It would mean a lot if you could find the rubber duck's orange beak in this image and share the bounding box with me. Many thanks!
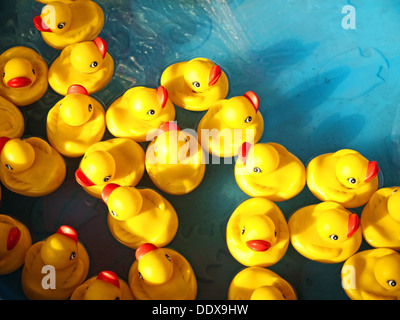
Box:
[244,91,260,113]
[33,16,52,33]
[7,77,32,88]
[101,183,120,204]
[97,271,120,288]
[347,214,360,238]
[238,142,251,164]
[208,65,221,86]
[135,243,158,260]
[93,37,107,59]
[0,137,11,154]
[157,85,168,108]
[75,168,95,187]
[364,161,379,183]
[7,227,21,251]
[246,239,271,252]
[159,121,180,133]
[56,225,78,243]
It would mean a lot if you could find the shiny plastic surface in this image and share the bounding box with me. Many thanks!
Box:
[1,0,400,299]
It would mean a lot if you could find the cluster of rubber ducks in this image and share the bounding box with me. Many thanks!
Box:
[0,0,399,300]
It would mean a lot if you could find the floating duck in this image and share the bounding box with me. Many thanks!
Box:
[21,225,89,300]
[70,270,134,300]
[306,149,379,208]
[145,122,206,195]
[46,84,105,157]
[0,96,24,139]
[0,46,48,106]
[160,57,229,111]
[48,37,114,95]
[0,136,66,197]
[361,187,400,250]
[33,0,104,50]
[197,91,264,158]
[128,243,197,300]
[341,248,400,300]
[228,267,297,300]
[101,183,178,249]
[235,142,306,201]
[106,86,176,142]
[0,214,32,275]
[288,201,362,263]
[75,138,145,199]
[226,197,289,267]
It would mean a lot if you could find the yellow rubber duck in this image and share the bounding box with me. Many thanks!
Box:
[0,46,48,106]
[228,267,297,300]
[128,243,197,300]
[33,0,104,50]
[288,201,362,263]
[70,270,134,300]
[0,214,32,275]
[101,183,178,249]
[226,197,289,267]
[48,37,114,95]
[145,122,206,195]
[0,136,66,197]
[46,84,105,158]
[197,91,264,158]
[160,57,229,111]
[75,138,145,199]
[341,248,400,300]
[106,85,176,142]
[361,187,400,250]
[306,149,379,208]
[21,225,90,300]
[0,96,24,139]
[235,142,306,201]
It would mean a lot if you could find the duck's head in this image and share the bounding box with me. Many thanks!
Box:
[250,286,285,300]
[386,189,400,222]
[40,225,79,269]
[0,137,35,173]
[315,202,360,242]
[59,85,94,126]
[135,243,173,285]
[2,58,37,89]
[0,221,21,258]
[83,271,121,300]
[70,37,108,74]
[238,142,279,176]
[102,183,143,221]
[335,151,379,188]
[34,1,72,34]
[75,150,116,187]
[374,252,400,293]
[222,92,259,129]
[130,86,170,121]
[183,58,222,93]
[240,215,277,252]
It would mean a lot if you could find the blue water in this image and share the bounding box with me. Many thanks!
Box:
[1,0,400,300]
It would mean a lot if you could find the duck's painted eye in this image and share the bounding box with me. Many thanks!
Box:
[115,297,120,300]
[58,22,66,29]
[88,104,92,112]
[2,71,4,78]
[245,116,252,123]
[90,61,98,68]
[111,210,117,217]
[253,167,261,173]
[32,69,35,75]
[138,272,143,280]
[348,177,356,184]
[192,81,200,88]
[274,230,277,237]
[392,189,398,195]
[388,280,397,287]
[104,175,111,182]
[165,254,171,261]
[330,234,339,241]
[147,109,155,116]
[5,164,13,170]
[241,227,245,234]
[70,252,76,260]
